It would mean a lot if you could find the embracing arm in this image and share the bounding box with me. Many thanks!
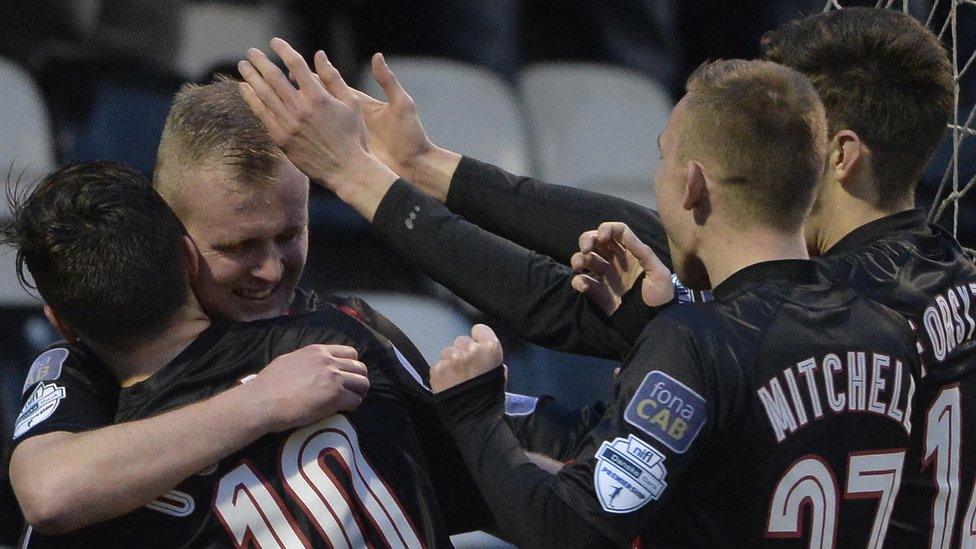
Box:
[12,345,368,534]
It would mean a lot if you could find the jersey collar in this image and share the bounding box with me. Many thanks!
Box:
[824,208,927,256]
[711,259,819,300]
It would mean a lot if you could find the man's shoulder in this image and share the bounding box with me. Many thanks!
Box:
[21,342,116,396]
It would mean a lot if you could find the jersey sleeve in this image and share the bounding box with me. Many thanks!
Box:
[446,156,671,269]
[504,393,609,461]
[434,315,733,547]
[11,345,119,451]
[371,178,631,359]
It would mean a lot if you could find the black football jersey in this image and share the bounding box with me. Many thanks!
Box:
[816,209,976,548]
[10,289,324,451]
[25,308,461,548]
[435,260,921,548]
[423,159,976,547]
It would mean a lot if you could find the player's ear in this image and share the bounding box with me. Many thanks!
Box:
[181,235,200,281]
[43,305,78,343]
[829,130,863,187]
[684,160,708,211]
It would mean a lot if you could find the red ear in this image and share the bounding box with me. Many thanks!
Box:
[43,304,78,343]
[684,161,707,211]
[182,235,200,282]
[831,130,863,184]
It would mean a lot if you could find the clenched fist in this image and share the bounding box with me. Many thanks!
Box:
[245,344,370,432]
[430,324,504,393]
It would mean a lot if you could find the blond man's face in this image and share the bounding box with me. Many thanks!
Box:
[176,158,310,321]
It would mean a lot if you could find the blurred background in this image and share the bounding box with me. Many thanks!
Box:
[0,0,973,545]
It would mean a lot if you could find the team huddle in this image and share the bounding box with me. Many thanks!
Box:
[5,7,976,548]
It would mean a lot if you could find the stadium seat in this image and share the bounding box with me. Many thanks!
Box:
[519,62,671,206]
[355,292,474,366]
[0,56,56,218]
[176,2,295,80]
[360,57,534,176]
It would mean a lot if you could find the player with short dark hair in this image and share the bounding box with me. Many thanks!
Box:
[2,161,470,547]
[429,58,923,547]
[239,41,924,545]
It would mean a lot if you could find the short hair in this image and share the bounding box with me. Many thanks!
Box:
[761,7,953,208]
[154,76,282,211]
[1,162,190,347]
[679,59,828,232]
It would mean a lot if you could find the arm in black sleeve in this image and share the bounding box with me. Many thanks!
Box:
[504,393,608,461]
[446,157,672,269]
[435,316,729,548]
[372,179,631,359]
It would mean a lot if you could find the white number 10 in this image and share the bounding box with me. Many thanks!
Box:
[213,415,423,548]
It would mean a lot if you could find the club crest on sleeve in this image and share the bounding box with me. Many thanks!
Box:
[22,348,69,395]
[624,371,707,454]
[14,382,66,439]
[504,392,539,416]
[594,435,667,513]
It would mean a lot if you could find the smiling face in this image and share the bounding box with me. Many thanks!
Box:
[178,157,309,321]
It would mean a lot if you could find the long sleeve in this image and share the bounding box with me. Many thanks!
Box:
[372,179,632,358]
[435,315,729,548]
[445,156,671,268]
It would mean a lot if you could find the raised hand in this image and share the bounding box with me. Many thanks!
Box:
[245,344,369,432]
[430,324,504,393]
[571,221,674,315]
[238,38,398,220]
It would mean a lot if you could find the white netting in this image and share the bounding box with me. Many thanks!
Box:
[823,0,975,243]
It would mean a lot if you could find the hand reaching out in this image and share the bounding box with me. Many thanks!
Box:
[571,222,674,315]
[237,38,398,220]
[352,54,437,185]
[430,325,504,393]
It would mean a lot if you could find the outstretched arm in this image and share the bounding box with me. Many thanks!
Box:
[12,345,368,534]
[353,53,670,267]
[236,40,634,357]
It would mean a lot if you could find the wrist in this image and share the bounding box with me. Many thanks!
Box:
[231,379,278,436]
[333,153,400,223]
[411,146,461,203]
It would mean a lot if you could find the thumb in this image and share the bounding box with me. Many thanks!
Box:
[470,323,497,344]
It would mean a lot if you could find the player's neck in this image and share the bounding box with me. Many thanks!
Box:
[812,192,914,255]
[92,307,212,387]
[698,226,809,288]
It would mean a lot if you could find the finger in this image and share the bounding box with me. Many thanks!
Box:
[470,324,498,345]
[576,251,611,277]
[270,37,323,94]
[313,50,358,106]
[238,60,293,126]
[341,371,371,396]
[618,227,666,274]
[336,388,365,411]
[596,221,629,246]
[321,344,358,360]
[371,53,411,109]
[237,81,288,143]
[440,345,457,362]
[577,230,599,254]
[335,359,367,377]
[246,47,301,110]
[571,273,590,294]
[572,273,614,313]
[597,222,664,273]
